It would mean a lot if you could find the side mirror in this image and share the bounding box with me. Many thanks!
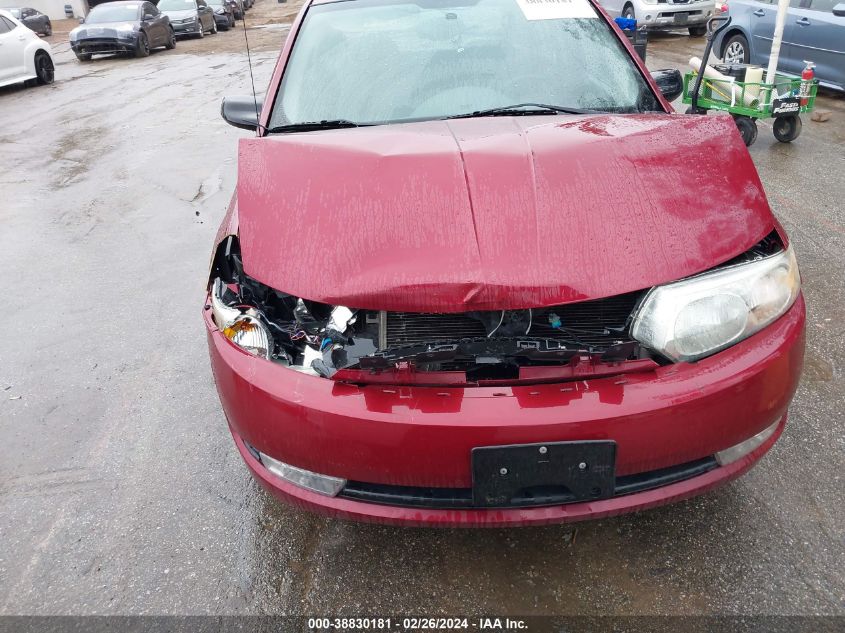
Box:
[833,2,845,16]
[143,13,155,20]
[221,95,264,131]
[78,16,85,23]
[651,68,684,102]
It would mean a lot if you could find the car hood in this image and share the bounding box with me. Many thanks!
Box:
[237,114,774,312]
[74,21,137,36]
[164,9,196,18]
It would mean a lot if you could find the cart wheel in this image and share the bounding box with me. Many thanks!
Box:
[734,116,758,147]
[773,115,802,143]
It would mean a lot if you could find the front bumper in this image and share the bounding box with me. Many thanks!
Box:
[637,3,713,27]
[205,296,805,527]
[172,21,202,35]
[71,38,137,54]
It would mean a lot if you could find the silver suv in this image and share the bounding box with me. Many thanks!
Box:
[596,0,716,35]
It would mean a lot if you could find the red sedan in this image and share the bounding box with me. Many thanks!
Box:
[204,0,805,526]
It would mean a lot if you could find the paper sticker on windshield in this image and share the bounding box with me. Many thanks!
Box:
[516,0,597,20]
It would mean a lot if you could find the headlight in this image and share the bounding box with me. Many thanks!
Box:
[631,245,800,362]
[69,28,79,41]
[116,23,135,32]
[211,278,273,359]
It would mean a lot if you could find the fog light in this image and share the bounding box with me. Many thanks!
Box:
[715,418,780,466]
[257,450,346,497]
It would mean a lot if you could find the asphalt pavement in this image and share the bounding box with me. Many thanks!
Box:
[0,8,843,616]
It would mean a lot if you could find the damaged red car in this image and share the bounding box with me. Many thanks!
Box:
[204,0,805,526]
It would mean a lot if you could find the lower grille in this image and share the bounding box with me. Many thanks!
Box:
[659,9,703,15]
[385,291,644,349]
[340,457,718,509]
[78,38,129,52]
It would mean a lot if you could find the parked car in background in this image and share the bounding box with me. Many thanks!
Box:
[6,7,51,35]
[0,9,54,87]
[70,1,175,61]
[206,0,235,30]
[225,0,244,19]
[596,0,716,35]
[208,0,805,527]
[714,0,845,91]
[157,0,216,38]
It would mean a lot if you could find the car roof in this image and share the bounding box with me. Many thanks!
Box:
[92,1,144,5]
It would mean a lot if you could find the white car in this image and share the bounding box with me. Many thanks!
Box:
[0,8,54,88]
[596,0,716,35]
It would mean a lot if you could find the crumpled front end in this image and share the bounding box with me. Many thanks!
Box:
[207,235,660,386]
[204,285,804,526]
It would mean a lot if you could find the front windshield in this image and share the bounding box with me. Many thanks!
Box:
[86,4,140,23]
[158,0,196,10]
[270,0,661,128]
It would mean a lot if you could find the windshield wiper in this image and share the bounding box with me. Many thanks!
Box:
[446,103,595,120]
[266,119,363,133]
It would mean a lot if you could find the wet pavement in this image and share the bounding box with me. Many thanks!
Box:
[1,4,844,616]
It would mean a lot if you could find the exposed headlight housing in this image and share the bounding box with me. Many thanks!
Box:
[631,244,800,362]
[116,22,135,32]
[211,278,273,359]
[222,315,272,359]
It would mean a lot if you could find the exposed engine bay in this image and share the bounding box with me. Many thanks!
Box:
[207,237,669,386]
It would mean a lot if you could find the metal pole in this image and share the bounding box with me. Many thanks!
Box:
[765,0,791,85]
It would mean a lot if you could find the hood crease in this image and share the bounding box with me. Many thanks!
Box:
[446,119,484,299]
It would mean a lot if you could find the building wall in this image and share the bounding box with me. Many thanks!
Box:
[0,0,89,19]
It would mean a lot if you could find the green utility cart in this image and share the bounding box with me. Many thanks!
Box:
[682,16,819,147]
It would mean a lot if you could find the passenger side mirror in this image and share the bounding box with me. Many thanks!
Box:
[221,95,265,131]
[651,68,684,102]
[833,2,845,16]
[78,16,85,23]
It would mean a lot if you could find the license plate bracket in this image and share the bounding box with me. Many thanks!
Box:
[674,12,689,23]
[472,441,616,507]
